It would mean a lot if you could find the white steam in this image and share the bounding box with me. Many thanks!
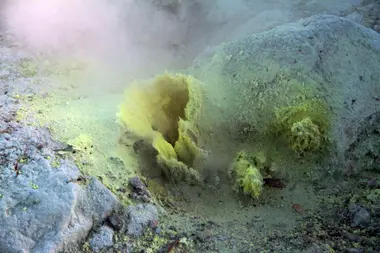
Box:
[3,0,189,79]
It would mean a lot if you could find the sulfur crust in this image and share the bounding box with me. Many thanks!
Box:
[119,72,204,182]
[228,151,264,198]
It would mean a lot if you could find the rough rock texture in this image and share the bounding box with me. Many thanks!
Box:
[189,14,380,168]
[0,122,119,253]
[349,204,371,228]
[345,111,380,173]
[0,42,120,253]
[126,204,158,237]
[89,225,115,253]
[128,176,151,203]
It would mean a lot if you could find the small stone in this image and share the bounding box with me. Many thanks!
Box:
[108,211,124,231]
[126,204,158,237]
[150,219,159,229]
[89,225,114,253]
[195,230,213,243]
[349,204,371,228]
[128,176,151,202]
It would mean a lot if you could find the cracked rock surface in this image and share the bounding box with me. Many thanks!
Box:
[0,40,120,253]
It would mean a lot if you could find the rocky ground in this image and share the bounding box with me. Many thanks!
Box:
[0,1,380,253]
[0,34,161,253]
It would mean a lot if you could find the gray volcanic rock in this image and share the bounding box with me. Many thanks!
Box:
[0,42,120,253]
[189,14,380,169]
[0,122,118,252]
[0,121,119,253]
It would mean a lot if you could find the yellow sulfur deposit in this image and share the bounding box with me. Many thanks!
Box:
[228,151,264,198]
[119,73,204,182]
[274,99,330,155]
